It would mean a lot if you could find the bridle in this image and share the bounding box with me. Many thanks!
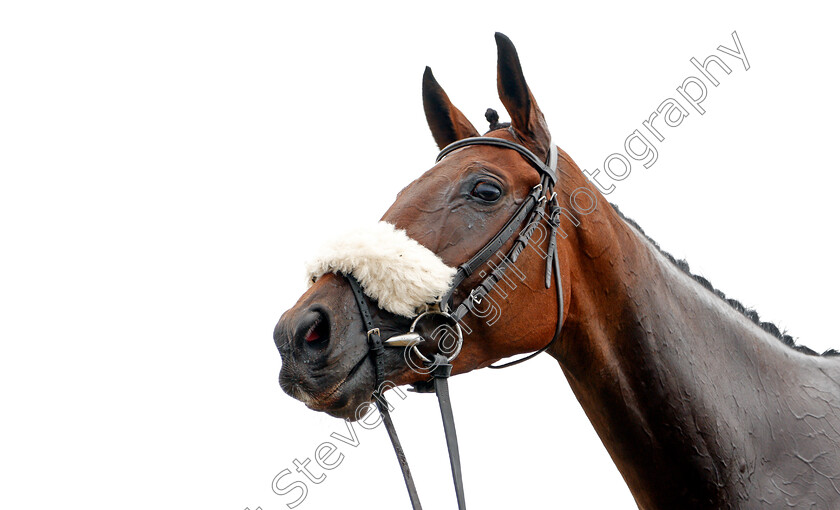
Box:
[345,133,565,510]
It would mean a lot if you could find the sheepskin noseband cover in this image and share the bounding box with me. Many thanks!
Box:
[305,222,457,318]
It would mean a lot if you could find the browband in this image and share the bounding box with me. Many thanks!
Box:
[436,136,558,185]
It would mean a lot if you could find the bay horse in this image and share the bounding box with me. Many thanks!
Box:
[274,33,840,508]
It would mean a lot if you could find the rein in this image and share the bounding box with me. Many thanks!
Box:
[345,135,565,510]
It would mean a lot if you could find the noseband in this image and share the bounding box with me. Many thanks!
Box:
[345,135,565,510]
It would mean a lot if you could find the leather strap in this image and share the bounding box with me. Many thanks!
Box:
[437,136,558,185]
[431,354,466,510]
[347,276,423,509]
[440,182,544,309]
[448,171,552,323]
[349,275,467,510]
[489,195,565,369]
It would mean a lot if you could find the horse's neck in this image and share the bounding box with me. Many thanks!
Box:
[554,204,840,508]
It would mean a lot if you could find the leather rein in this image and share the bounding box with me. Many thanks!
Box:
[345,135,565,510]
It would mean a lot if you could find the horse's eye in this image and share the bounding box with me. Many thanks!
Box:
[471,181,502,202]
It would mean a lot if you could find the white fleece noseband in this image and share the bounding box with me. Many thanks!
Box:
[305,222,457,318]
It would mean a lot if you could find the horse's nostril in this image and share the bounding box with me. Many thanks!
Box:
[297,308,330,350]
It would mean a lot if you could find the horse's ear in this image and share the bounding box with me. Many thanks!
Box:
[422,66,479,150]
[495,33,552,160]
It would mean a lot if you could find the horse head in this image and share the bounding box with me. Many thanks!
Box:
[274,34,596,420]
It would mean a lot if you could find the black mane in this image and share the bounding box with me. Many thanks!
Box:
[611,203,839,357]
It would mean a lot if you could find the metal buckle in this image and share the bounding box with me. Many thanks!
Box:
[470,289,483,305]
[367,327,380,339]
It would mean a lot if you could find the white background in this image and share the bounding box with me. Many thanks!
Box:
[2,1,838,509]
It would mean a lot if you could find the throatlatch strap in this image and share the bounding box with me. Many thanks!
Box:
[346,275,423,510]
[488,250,563,369]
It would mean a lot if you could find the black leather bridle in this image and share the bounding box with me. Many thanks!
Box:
[345,134,565,510]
